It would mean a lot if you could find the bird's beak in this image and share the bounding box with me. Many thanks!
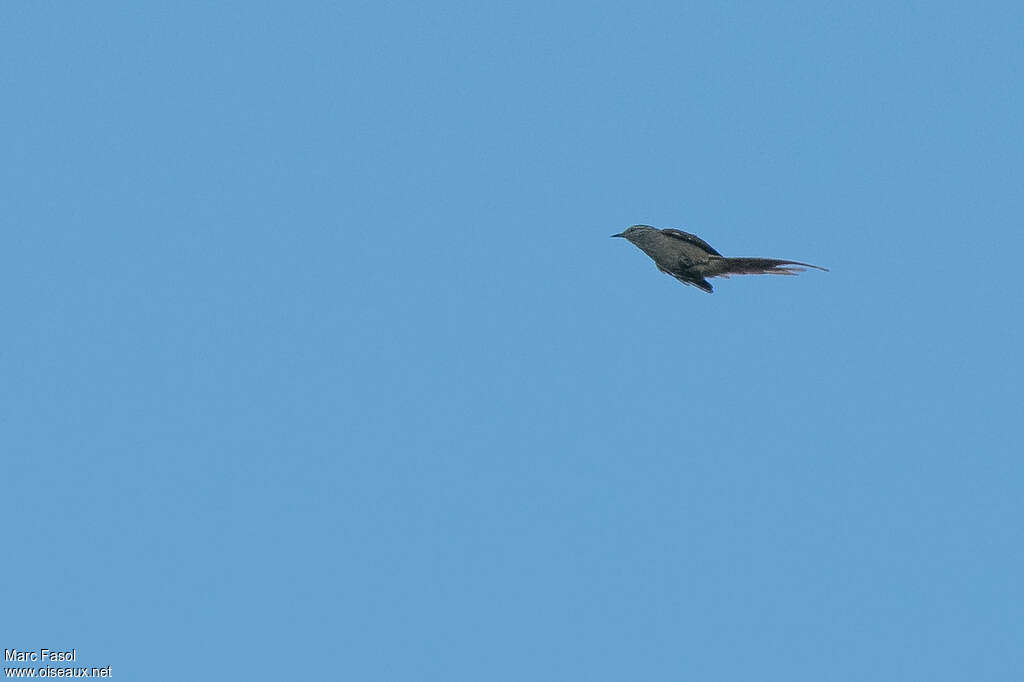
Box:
[610,232,625,238]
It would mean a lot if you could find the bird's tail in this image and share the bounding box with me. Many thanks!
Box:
[706,256,828,278]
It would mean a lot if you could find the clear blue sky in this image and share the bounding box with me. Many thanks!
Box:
[4,2,1022,680]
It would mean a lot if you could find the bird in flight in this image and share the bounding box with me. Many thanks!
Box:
[612,224,827,293]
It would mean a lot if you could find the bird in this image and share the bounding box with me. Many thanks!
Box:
[611,224,827,293]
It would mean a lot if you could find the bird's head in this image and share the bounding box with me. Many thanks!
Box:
[610,225,656,243]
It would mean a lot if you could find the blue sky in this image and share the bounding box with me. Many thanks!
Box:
[3,2,1022,679]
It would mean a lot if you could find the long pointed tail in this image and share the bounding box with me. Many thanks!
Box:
[706,256,829,278]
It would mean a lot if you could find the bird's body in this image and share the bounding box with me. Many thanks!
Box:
[612,225,827,293]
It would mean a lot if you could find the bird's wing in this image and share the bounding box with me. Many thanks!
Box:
[659,229,722,256]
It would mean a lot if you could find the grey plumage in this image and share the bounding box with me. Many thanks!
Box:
[612,224,827,293]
